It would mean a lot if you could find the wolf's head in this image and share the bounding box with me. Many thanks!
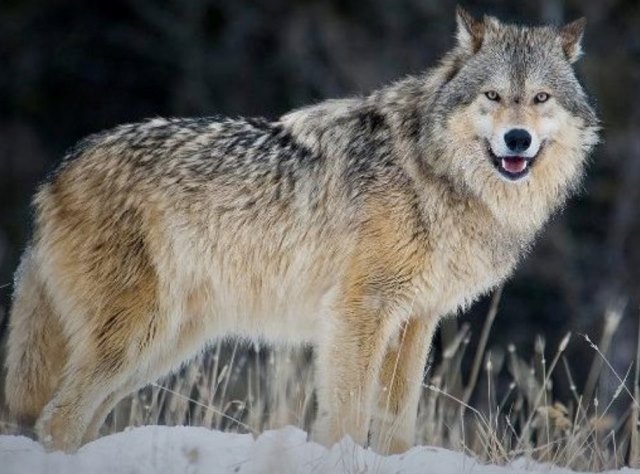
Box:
[422,8,599,230]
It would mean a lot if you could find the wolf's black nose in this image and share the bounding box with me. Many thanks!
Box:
[504,129,531,153]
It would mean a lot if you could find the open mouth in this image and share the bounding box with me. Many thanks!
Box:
[486,143,538,181]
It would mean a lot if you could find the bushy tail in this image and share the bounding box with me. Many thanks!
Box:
[4,249,68,426]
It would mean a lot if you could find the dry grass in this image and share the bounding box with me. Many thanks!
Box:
[1,291,638,471]
[417,304,636,471]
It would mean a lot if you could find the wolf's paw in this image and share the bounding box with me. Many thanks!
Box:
[35,406,82,453]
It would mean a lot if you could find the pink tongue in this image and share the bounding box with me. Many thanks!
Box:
[502,157,527,173]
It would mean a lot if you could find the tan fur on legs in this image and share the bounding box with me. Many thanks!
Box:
[34,301,147,452]
[4,251,68,427]
[35,361,115,451]
[313,206,424,446]
[81,342,209,444]
[370,317,436,454]
[313,312,398,446]
[82,307,217,445]
[81,376,154,445]
[81,395,118,444]
[37,308,154,452]
[81,379,141,445]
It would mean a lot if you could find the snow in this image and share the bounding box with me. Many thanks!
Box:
[0,425,637,474]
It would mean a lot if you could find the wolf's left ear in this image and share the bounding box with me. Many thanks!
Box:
[456,6,484,54]
[559,18,587,63]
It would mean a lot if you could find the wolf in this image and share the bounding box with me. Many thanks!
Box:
[4,7,598,454]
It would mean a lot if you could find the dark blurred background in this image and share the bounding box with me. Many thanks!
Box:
[1,0,639,401]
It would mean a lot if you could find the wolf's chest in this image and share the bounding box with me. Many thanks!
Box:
[414,221,523,317]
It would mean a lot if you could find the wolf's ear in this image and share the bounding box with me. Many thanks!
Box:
[456,6,485,54]
[559,17,586,63]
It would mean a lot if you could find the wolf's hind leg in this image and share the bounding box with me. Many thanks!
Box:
[36,285,161,451]
[81,353,182,444]
[37,328,163,452]
[369,317,436,454]
[80,378,142,444]
[81,315,211,445]
[35,356,128,452]
[4,250,68,429]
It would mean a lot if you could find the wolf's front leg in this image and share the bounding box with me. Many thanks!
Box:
[311,198,427,448]
[369,316,436,454]
[312,295,401,447]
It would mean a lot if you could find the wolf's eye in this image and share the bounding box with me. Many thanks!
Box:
[534,92,550,104]
[485,91,500,101]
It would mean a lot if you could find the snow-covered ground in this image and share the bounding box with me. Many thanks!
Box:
[0,425,637,474]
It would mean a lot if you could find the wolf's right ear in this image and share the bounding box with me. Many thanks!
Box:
[559,17,587,63]
[456,6,484,54]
